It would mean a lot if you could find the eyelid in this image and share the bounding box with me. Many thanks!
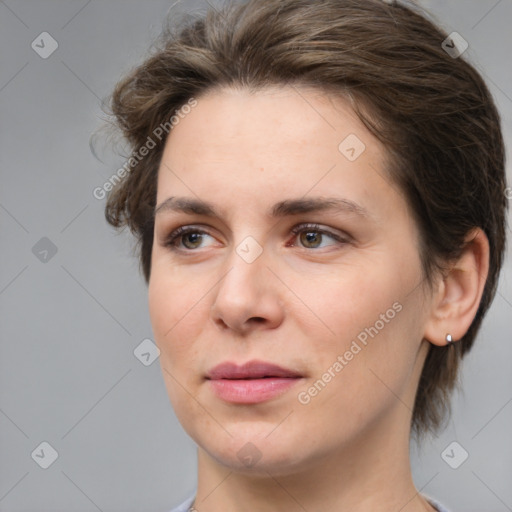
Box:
[288,222,351,247]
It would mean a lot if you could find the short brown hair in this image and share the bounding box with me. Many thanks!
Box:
[104,0,508,437]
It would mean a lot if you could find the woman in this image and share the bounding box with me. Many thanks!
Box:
[103,0,508,510]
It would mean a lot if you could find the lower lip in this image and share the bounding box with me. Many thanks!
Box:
[208,378,301,404]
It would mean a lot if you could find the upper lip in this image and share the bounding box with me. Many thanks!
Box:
[206,360,303,380]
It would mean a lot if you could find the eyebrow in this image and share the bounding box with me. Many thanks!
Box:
[154,196,371,220]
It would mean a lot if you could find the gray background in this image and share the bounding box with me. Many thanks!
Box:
[0,0,511,511]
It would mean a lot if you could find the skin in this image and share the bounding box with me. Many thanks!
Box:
[148,86,489,512]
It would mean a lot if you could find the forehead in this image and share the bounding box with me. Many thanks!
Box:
[156,85,399,221]
[163,85,374,158]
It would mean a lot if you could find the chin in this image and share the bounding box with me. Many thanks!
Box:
[195,425,316,476]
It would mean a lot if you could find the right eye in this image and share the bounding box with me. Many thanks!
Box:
[163,226,217,251]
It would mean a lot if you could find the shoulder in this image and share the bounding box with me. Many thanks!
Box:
[432,504,452,512]
[424,495,452,512]
[166,493,195,512]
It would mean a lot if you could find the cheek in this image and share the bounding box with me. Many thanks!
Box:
[148,274,208,424]
[148,268,206,364]
[291,260,401,346]
[149,253,206,326]
[291,256,420,400]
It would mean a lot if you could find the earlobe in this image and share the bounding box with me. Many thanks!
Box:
[423,228,490,347]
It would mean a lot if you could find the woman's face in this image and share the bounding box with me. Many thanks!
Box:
[149,86,433,475]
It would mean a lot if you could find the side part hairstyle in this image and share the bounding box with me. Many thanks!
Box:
[103,0,508,437]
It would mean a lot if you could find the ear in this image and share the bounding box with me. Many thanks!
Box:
[423,228,490,347]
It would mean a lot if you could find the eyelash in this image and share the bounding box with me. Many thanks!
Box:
[162,223,350,251]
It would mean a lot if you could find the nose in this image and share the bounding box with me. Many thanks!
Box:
[210,247,285,335]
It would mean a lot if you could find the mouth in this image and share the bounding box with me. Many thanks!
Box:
[206,360,304,404]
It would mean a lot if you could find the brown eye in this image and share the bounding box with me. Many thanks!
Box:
[299,231,324,248]
[182,232,204,249]
[164,226,215,251]
[290,223,348,250]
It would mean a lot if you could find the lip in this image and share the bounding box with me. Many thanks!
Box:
[206,360,303,404]
[207,360,302,380]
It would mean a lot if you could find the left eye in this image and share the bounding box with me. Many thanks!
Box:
[289,224,346,249]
